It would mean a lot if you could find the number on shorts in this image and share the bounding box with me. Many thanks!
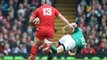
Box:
[43,8,52,16]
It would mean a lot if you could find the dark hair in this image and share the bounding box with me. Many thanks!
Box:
[41,0,52,5]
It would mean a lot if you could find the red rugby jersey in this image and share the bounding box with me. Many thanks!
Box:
[32,4,60,29]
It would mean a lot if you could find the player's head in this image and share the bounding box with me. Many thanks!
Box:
[41,0,52,5]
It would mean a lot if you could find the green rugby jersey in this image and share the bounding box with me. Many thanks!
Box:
[71,27,86,47]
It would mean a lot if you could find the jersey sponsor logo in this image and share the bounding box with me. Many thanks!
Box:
[43,8,52,16]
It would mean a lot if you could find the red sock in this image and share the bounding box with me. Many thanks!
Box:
[30,46,38,60]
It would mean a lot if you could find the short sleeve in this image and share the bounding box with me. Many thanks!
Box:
[55,9,60,16]
[32,9,38,18]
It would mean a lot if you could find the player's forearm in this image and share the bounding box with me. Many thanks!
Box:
[29,16,35,26]
[58,14,70,25]
[68,51,76,56]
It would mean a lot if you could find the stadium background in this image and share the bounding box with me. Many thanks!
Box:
[0,0,107,60]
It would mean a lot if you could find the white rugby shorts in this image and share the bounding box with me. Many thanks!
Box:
[58,35,76,51]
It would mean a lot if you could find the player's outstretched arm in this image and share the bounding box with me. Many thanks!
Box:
[68,51,76,56]
[62,24,74,33]
[62,22,77,33]
[57,14,71,26]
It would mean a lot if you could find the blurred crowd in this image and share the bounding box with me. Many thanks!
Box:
[77,0,107,54]
[0,0,56,56]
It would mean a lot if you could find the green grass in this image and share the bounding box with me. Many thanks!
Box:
[0,56,106,60]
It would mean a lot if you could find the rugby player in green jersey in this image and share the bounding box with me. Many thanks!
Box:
[41,23,86,55]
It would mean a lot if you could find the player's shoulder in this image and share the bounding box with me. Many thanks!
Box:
[74,27,82,32]
[78,27,82,30]
[75,27,81,29]
[53,7,57,10]
[47,6,55,10]
[37,6,42,10]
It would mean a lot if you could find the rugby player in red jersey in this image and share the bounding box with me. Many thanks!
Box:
[29,0,72,60]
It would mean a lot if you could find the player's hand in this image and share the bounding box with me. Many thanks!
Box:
[68,24,75,32]
[33,17,40,24]
[39,44,45,50]
[42,44,51,52]
[62,24,75,33]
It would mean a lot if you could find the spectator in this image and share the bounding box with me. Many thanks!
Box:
[8,5,14,19]
[102,0,107,5]
[13,43,27,53]
[50,0,56,7]
[97,38,107,53]
[17,4,25,17]
[77,0,107,54]
[15,34,21,46]
[0,0,38,55]
[8,34,17,52]
[0,11,4,22]
[26,36,32,53]
[0,41,4,53]
[77,0,87,15]
[27,26,33,35]
[0,32,3,42]
[81,43,96,54]
[3,34,9,41]
[3,43,11,55]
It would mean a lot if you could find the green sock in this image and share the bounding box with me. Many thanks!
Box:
[51,45,57,54]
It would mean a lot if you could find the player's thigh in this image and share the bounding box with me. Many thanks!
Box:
[34,37,42,47]
[35,30,45,40]
[46,29,54,41]
[36,27,54,41]
[58,35,70,44]
[57,45,64,53]
[62,35,76,51]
